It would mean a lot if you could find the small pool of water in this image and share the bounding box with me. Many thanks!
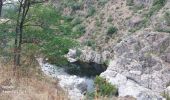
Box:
[64,61,107,77]
[38,58,108,100]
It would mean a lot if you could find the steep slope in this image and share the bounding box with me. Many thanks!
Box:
[55,0,170,99]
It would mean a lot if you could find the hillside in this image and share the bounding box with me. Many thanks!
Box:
[61,0,170,99]
[0,0,170,100]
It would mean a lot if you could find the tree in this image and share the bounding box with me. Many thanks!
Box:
[14,0,47,67]
[0,0,2,17]
[1,0,76,71]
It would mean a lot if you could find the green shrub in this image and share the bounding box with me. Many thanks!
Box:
[63,0,83,11]
[107,16,113,22]
[69,0,83,11]
[84,40,96,50]
[63,15,74,21]
[126,0,134,6]
[128,18,148,32]
[95,18,102,27]
[164,12,170,26]
[107,26,118,36]
[147,0,167,17]
[98,0,108,6]
[71,3,82,11]
[72,24,86,36]
[71,17,83,26]
[94,76,118,96]
[156,27,170,33]
[87,6,96,17]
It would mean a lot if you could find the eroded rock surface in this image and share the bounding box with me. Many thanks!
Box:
[100,31,170,100]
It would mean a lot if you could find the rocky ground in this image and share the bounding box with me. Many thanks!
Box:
[65,0,170,99]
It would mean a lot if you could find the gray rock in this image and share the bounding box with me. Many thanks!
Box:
[100,32,170,100]
[66,49,78,63]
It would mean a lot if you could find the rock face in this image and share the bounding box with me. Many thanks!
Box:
[66,47,111,64]
[100,31,170,100]
[67,31,170,99]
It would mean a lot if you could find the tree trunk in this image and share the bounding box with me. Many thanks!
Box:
[14,0,23,68]
[0,0,2,17]
[14,0,30,67]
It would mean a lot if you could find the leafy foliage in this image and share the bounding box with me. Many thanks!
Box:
[25,5,78,65]
[94,76,118,96]
[147,0,167,17]
[97,0,108,6]
[72,24,86,37]
[87,6,96,17]
[107,26,118,36]
[126,0,134,6]
[1,3,80,65]
[62,0,83,11]
[164,11,170,26]
[71,17,83,26]
[0,21,15,61]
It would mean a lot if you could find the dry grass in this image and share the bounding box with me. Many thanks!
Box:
[0,59,69,100]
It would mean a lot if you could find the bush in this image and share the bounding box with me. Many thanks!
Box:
[107,16,113,22]
[63,15,74,21]
[69,1,83,11]
[164,12,170,26]
[72,24,86,36]
[87,6,96,17]
[84,40,96,50]
[98,0,108,6]
[71,17,83,26]
[147,0,167,17]
[71,3,82,11]
[126,0,134,6]
[156,27,170,33]
[95,18,102,27]
[107,26,118,36]
[94,76,118,96]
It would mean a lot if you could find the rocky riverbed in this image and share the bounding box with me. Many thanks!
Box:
[37,58,95,100]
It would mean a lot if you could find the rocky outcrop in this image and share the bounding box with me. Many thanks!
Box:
[100,31,170,100]
[66,47,112,64]
[66,31,170,99]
